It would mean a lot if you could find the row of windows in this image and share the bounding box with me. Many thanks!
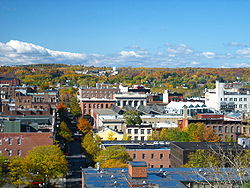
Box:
[213,126,241,133]
[0,138,22,145]
[235,104,248,108]
[0,149,22,156]
[133,153,165,159]
[222,98,248,102]
[82,90,116,93]
[83,103,110,109]
[128,129,151,135]
[83,94,112,98]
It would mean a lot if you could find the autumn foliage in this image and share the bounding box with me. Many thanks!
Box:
[77,117,92,134]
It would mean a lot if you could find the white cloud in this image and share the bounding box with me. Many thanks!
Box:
[201,52,216,59]
[236,48,250,57]
[119,50,141,58]
[191,61,200,65]
[0,40,249,68]
[227,42,248,47]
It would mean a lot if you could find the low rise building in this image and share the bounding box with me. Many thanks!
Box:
[102,140,171,168]
[125,124,152,141]
[170,142,244,168]
[205,81,250,112]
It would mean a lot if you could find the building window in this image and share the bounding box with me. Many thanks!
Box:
[224,98,227,101]
[106,104,109,108]
[160,153,163,159]
[0,138,2,145]
[151,165,154,168]
[147,129,151,134]
[134,136,138,141]
[141,136,145,141]
[234,98,237,101]
[8,138,12,145]
[151,154,154,159]
[237,126,240,133]
[239,98,242,101]
[231,126,234,133]
[225,126,228,133]
[142,153,145,159]
[244,98,247,101]
[134,129,138,134]
[239,104,242,108]
[141,129,144,134]
[128,129,132,134]
[133,153,136,159]
[218,126,222,133]
[160,165,163,168]
[229,98,233,101]
[17,138,21,145]
[17,150,21,156]
[244,104,247,108]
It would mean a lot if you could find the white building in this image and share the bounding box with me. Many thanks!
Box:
[126,124,152,141]
[114,93,147,108]
[205,81,250,112]
[165,101,214,116]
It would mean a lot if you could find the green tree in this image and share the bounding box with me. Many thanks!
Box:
[101,159,128,168]
[69,97,82,117]
[82,131,102,159]
[187,123,221,142]
[123,110,142,126]
[159,128,190,142]
[8,157,30,187]
[95,145,132,168]
[183,149,220,168]
[25,145,68,186]
[0,155,7,186]
[58,121,73,142]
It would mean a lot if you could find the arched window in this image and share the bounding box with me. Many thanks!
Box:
[237,126,240,133]
[231,126,234,133]
[225,126,228,133]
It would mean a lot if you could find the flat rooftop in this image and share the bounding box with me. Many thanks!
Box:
[83,168,250,188]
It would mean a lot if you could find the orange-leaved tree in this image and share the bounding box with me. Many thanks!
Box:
[77,117,92,134]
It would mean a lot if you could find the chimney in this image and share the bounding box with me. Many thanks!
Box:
[128,161,147,179]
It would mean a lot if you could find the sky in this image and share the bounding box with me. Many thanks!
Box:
[0,0,250,68]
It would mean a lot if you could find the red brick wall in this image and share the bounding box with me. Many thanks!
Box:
[127,149,171,168]
[0,132,54,157]
[80,101,115,115]
[197,114,224,119]
[128,165,147,178]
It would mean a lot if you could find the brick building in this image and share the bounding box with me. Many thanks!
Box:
[77,87,120,115]
[0,77,21,86]
[179,119,246,141]
[102,141,171,168]
[0,132,54,157]
[170,142,243,168]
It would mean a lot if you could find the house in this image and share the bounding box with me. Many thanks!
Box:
[96,128,123,141]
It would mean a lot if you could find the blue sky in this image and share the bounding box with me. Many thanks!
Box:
[0,0,250,67]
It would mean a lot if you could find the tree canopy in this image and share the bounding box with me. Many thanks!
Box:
[123,110,142,126]
[95,145,132,168]
[58,121,73,142]
[77,117,92,134]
